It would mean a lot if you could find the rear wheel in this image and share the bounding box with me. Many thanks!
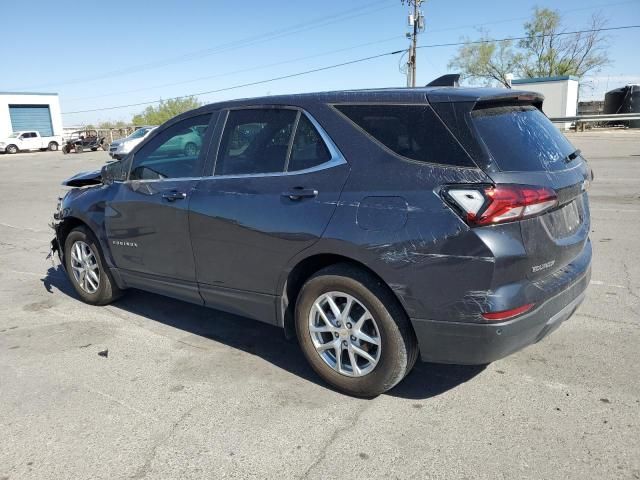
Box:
[6,144,18,154]
[64,227,122,305]
[295,263,418,397]
[48,142,58,151]
[76,145,84,153]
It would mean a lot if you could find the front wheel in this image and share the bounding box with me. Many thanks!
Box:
[295,264,418,397]
[75,145,84,153]
[64,227,122,305]
[5,144,18,154]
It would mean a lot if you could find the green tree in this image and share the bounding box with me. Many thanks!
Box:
[131,96,202,126]
[95,120,128,129]
[518,8,609,78]
[448,31,522,87]
[448,8,610,86]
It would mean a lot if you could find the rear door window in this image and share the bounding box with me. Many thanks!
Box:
[215,109,298,176]
[471,105,576,172]
[335,104,475,167]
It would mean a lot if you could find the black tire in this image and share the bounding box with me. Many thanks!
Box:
[48,142,58,151]
[184,142,198,156]
[295,263,418,397]
[76,145,84,153]
[64,226,122,305]
[6,144,18,154]
[91,147,98,151]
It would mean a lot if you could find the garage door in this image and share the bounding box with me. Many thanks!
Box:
[9,105,53,136]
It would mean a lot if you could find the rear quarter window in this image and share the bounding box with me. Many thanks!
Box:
[334,104,476,168]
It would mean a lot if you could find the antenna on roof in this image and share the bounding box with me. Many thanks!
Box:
[426,74,461,87]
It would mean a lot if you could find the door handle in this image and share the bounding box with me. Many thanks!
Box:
[282,187,319,201]
[162,190,187,202]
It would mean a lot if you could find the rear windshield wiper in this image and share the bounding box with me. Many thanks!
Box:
[565,149,581,163]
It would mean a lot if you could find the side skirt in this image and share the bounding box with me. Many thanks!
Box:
[117,269,203,305]
[199,283,279,326]
[115,268,280,327]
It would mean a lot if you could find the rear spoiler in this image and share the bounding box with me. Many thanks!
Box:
[426,89,544,112]
[473,92,544,112]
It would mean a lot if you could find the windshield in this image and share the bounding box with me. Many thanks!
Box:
[472,105,576,172]
[128,128,151,139]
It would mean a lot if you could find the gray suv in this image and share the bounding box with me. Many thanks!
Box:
[52,86,592,397]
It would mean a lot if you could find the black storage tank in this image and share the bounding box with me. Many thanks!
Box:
[603,84,640,128]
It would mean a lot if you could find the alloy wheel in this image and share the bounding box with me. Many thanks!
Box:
[308,291,381,377]
[70,240,100,294]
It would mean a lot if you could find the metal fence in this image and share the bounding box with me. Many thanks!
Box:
[549,113,640,131]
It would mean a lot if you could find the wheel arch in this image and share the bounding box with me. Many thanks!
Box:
[57,216,89,253]
[279,253,413,340]
[56,215,112,265]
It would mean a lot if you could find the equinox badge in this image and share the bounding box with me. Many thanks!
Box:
[112,240,138,248]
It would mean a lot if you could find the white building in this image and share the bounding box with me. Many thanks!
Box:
[512,76,579,130]
[0,92,63,138]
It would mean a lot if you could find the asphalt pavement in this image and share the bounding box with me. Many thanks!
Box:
[0,130,638,480]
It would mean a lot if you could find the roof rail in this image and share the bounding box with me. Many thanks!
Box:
[426,74,460,87]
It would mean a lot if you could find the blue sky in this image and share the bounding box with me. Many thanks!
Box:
[2,0,638,125]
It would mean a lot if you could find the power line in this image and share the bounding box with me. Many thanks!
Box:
[11,1,393,91]
[66,35,406,102]
[62,50,405,115]
[426,0,640,35]
[61,24,640,115]
[64,0,636,102]
[415,24,640,51]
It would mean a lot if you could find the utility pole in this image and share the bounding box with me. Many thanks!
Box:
[403,0,424,88]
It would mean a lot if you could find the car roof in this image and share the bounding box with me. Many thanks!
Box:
[194,86,543,111]
[161,86,544,130]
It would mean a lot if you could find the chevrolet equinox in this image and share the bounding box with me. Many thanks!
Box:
[51,86,592,397]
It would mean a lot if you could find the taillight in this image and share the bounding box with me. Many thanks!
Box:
[482,303,534,321]
[444,184,558,226]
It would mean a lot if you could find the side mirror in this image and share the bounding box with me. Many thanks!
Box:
[101,160,127,184]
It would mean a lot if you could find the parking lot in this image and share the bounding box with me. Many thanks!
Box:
[0,130,638,480]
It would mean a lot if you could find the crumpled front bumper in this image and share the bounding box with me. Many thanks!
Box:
[48,198,64,266]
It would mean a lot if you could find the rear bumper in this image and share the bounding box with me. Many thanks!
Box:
[411,259,591,365]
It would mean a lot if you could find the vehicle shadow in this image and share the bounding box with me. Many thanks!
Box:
[42,266,485,400]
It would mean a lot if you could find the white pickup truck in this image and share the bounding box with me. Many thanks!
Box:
[0,131,63,154]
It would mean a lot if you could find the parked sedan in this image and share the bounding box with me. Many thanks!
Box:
[109,126,157,159]
[51,86,592,397]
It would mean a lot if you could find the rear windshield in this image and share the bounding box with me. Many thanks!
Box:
[472,105,576,172]
[335,104,475,167]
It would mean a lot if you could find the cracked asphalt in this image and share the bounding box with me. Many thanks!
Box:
[0,130,639,480]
